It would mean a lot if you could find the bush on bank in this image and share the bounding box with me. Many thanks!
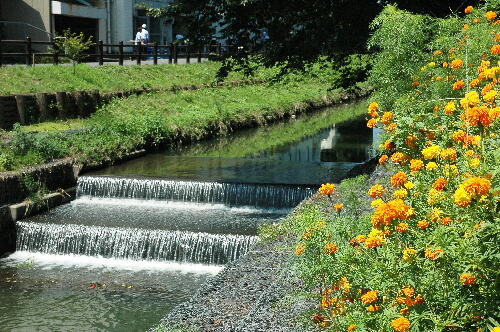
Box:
[281,3,499,331]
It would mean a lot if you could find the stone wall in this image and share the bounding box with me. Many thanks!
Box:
[0,206,16,257]
[0,158,79,206]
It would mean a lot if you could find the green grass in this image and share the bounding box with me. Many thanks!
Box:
[0,62,254,95]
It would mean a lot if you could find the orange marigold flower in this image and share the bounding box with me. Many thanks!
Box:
[433,177,448,191]
[460,273,476,285]
[411,81,419,87]
[485,11,497,20]
[371,199,411,228]
[391,152,407,164]
[466,106,492,127]
[391,172,408,187]
[367,304,379,312]
[452,129,467,142]
[396,222,409,233]
[381,111,394,125]
[433,50,443,56]
[402,287,415,298]
[379,154,389,165]
[404,135,417,148]
[409,159,424,172]
[367,118,378,128]
[440,148,457,161]
[364,229,385,248]
[367,102,379,117]
[470,78,480,88]
[451,58,463,70]
[368,184,385,198]
[319,183,336,195]
[400,307,409,315]
[392,317,410,332]
[323,242,338,255]
[442,61,449,68]
[347,324,357,331]
[384,140,395,150]
[295,243,306,256]
[462,177,491,196]
[491,44,500,55]
[464,5,473,14]
[334,203,344,211]
[361,290,378,304]
[417,220,430,230]
[453,80,465,90]
[495,32,500,41]
[386,123,397,131]
[440,216,452,226]
[425,248,443,260]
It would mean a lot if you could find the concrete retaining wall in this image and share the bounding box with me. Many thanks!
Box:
[0,206,16,257]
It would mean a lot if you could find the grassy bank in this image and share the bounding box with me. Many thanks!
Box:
[0,79,368,172]
[0,62,253,95]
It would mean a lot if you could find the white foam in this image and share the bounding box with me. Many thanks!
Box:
[74,196,290,214]
[1,251,223,274]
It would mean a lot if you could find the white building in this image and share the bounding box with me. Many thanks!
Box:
[0,0,174,47]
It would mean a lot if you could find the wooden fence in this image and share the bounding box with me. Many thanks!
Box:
[0,37,234,66]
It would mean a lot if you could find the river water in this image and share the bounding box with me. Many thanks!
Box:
[0,101,376,332]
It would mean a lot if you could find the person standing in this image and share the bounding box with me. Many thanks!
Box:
[141,24,150,59]
[134,26,143,60]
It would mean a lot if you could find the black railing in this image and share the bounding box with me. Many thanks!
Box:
[0,37,234,67]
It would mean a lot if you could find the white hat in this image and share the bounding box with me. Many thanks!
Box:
[142,24,147,28]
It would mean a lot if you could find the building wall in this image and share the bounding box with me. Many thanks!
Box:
[0,0,51,41]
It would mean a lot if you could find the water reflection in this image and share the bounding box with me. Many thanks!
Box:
[90,102,375,185]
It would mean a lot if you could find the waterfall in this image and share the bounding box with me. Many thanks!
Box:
[77,176,315,208]
[17,222,258,265]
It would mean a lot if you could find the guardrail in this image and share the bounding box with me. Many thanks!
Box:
[0,37,235,66]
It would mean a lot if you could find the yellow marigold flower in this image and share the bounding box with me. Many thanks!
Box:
[361,290,378,304]
[426,162,438,171]
[356,234,366,243]
[379,154,389,165]
[404,182,414,190]
[472,17,481,24]
[433,50,443,56]
[409,159,424,172]
[453,80,465,90]
[486,11,497,20]
[492,44,500,55]
[347,324,357,331]
[323,242,338,255]
[396,222,409,233]
[444,101,456,114]
[466,135,481,146]
[402,247,417,262]
[334,203,344,211]
[466,150,475,157]
[391,172,408,187]
[364,229,385,248]
[460,273,476,285]
[460,91,480,108]
[418,220,430,230]
[463,177,491,196]
[425,248,444,260]
[394,189,408,199]
[391,152,406,164]
[367,118,378,128]
[470,78,480,88]
[319,183,336,195]
[470,158,480,168]
[371,198,384,208]
[367,102,379,117]
[295,243,306,256]
[381,111,394,125]
[386,123,397,131]
[430,207,443,222]
[422,145,441,159]
[443,61,449,68]
[451,58,463,70]
[368,184,385,198]
[392,317,410,332]
[464,5,473,14]
[483,90,497,103]
[428,61,436,67]
[367,304,379,312]
[401,287,414,298]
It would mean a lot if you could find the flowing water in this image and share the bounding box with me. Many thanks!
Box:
[0,101,376,331]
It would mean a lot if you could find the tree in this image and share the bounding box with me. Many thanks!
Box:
[54,29,93,74]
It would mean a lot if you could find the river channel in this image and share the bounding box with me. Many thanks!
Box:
[0,101,376,332]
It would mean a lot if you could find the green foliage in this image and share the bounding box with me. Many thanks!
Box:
[20,174,49,208]
[54,29,94,74]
